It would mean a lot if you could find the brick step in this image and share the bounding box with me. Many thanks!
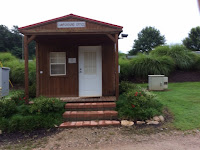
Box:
[59,120,120,128]
[65,102,116,111]
[63,110,118,121]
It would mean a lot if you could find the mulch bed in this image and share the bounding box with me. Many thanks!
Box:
[0,128,60,145]
[168,70,200,82]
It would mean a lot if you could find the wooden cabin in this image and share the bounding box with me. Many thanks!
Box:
[18,14,123,100]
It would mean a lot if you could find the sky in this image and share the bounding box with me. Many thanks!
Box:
[1,0,200,53]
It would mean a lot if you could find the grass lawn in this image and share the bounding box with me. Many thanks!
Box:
[138,82,200,130]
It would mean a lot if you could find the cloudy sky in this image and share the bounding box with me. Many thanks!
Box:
[1,0,199,53]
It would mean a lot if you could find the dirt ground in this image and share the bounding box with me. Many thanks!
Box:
[1,126,200,150]
[35,127,200,150]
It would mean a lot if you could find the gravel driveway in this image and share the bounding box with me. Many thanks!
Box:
[31,127,200,150]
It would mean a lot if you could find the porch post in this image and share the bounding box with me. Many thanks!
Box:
[36,42,39,97]
[24,35,29,103]
[115,34,119,100]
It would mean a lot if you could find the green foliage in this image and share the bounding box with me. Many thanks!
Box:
[129,26,165,55]
[0,95,65,132]
[30,97,65,114]
[0,117,9,131]
[0,99,17,118]
[151,44,198,70]
[0,25,36,59]
[29,83,36,98]
[194,55,200,70]
[0,25,12,52]
[169,45,197,70]
[150,45,170,56]
[6,113,62,132]
[10,90,25,105]
[29,60,36,84]
[183,26,200,51]
[130,54,175,78]
[117,86,163,121]
[118,52,126,59]
[16,104,30,116]
[0,52,17,62]
[119,58,132,81]
[1,53,36,92]
[119,81,139,94]
[4,59,25,84]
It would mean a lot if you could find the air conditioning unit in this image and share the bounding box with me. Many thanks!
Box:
[148,75,168,91]
[0,67,10,98]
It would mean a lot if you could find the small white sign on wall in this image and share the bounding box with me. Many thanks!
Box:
[57,22,86,28]
[68,58,76,64]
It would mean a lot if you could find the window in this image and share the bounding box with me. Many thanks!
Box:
[84,52,96,75]
[50,52,66,76]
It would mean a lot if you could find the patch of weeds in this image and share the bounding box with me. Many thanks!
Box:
[109,132,115,135]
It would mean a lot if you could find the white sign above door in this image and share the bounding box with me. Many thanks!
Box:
[57,22,86,28]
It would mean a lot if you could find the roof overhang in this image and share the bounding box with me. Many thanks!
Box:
[18,14,123,35]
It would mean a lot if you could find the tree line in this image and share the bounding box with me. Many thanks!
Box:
[0,25,35,59]
[129,26,200,55]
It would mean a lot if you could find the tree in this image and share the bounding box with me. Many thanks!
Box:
[129,26,166,55]
[0,25,12,52]
[183,26,200,51]
[0,25,36,59]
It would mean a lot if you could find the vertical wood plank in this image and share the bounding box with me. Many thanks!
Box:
[115,34,119,100]
[24,35,29,103]
[36,42,39,97]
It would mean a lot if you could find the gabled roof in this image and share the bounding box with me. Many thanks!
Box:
[18,13,123,30]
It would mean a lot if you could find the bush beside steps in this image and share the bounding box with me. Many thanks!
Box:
[0,93,65,133]
[117,81,164,126]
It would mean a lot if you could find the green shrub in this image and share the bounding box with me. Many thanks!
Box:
[30,97,65,114]
[117,87,163,121]
[130,54,175,78]
[4,59,25,84]
[151,45,198,70]
[6,113,63,132]
[0,117,9,131]
[0,94,65,132]
[194,55,200,70]
[119,81,140,94]
[29,60,36,85]
[169,45,197,70]
[119,58,132,81]
[0,52,17,63]
[151,45,170,56]
[16,104,31,116]
[29,83,36,98]
[1,52,36,86]
[11,90,25,105]
[8,114,38,132]
[0,99,16,118]
[119,52,126,59]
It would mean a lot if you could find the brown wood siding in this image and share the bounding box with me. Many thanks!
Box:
[37,35,115,97]
[38,41,78,97]
[102,43,115,96]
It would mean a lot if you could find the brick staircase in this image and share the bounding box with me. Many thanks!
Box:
[59,97,120,128]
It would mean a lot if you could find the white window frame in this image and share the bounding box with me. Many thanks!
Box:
[50,52,66,76]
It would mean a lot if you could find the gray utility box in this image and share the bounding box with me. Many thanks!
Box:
[0,67,10,97]
[148,75,168,91]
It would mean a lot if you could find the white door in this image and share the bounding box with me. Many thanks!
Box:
[79,46,102,97]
